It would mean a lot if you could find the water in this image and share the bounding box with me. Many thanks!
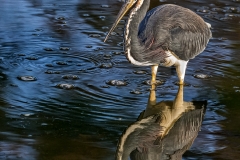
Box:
[0,0,239,159]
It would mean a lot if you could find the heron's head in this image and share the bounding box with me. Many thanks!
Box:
[104,0,138,42]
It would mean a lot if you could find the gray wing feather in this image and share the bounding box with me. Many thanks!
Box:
[138,4,212,61]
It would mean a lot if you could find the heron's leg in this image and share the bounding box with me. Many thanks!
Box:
[175,60,188,85]
[151,65,158,90]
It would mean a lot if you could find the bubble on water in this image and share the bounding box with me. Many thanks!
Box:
[99,16,106,20]
[25,56,38,60]
[56,83,75,89]
[197,9,210,13]
[193,74,213,79]
[83,14,90,17]
[89,34,101,38]
[106,80,128,86]
[17,53,26,56]
[56,61,68,65]
[142,80,165,85]
[41,123,48,126]
[45,64,54,67]
[45,70,60,74]
[100,85,110,88]
[62,75,79,80]
[76,63,83,66]
[57,17,66,20]
[101,5,110,8]
[106,40,113,43]
[118,42,123,46]
[58,21,67,24]
[35,28,43,32]
[218,37,228,40]
[17,76,37,81]
[193,85,202,88]
[130,90,142,94]
[44,48,54,51]
[59,47,70,51]
[103,54,112,60]
[21,113,34,117]
[9,84,18,87]
[117,27,124,30]
[94,47,104,51]
[99,63,113,68]
[211,8,224,12]
[113,51,121,55]
[110,32,117,36]
[174,82,191,86]
[102,26,109,30]
[133,70,147,74]
[32,33,40,36]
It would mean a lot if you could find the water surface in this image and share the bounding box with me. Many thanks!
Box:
[0,0,240,159]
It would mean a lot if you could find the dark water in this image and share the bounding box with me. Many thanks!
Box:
[0,0,240,159]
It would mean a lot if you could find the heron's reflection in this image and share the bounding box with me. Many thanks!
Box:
[116,84,207,160]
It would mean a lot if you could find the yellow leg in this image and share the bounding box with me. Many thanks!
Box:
[151,65,158,90]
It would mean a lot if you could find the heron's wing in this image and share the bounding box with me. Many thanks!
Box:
[138,4,211,61]
[168,25,211,60]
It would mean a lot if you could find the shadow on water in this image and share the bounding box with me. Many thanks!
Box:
[116,85,207,160]
[0,0,240,159]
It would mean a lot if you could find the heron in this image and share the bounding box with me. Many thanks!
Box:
[104,0,212,88]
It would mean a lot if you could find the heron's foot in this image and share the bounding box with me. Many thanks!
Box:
[174,81,188,86]
[150,81,156,90]
[150,80,156,85]
[178,80,184,85]
[175,82,184,86]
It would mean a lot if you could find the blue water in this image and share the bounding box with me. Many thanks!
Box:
[0,0,239,159]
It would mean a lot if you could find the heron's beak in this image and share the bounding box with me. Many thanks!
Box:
[104,0,135,42]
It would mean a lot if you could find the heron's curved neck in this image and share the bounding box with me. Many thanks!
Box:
[124,0,150,55]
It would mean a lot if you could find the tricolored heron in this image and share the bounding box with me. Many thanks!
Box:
[104,0,212,88]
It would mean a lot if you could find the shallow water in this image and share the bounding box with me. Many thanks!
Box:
[0,0,240,159]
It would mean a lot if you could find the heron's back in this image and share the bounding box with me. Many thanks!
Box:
[138,4,212,61]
